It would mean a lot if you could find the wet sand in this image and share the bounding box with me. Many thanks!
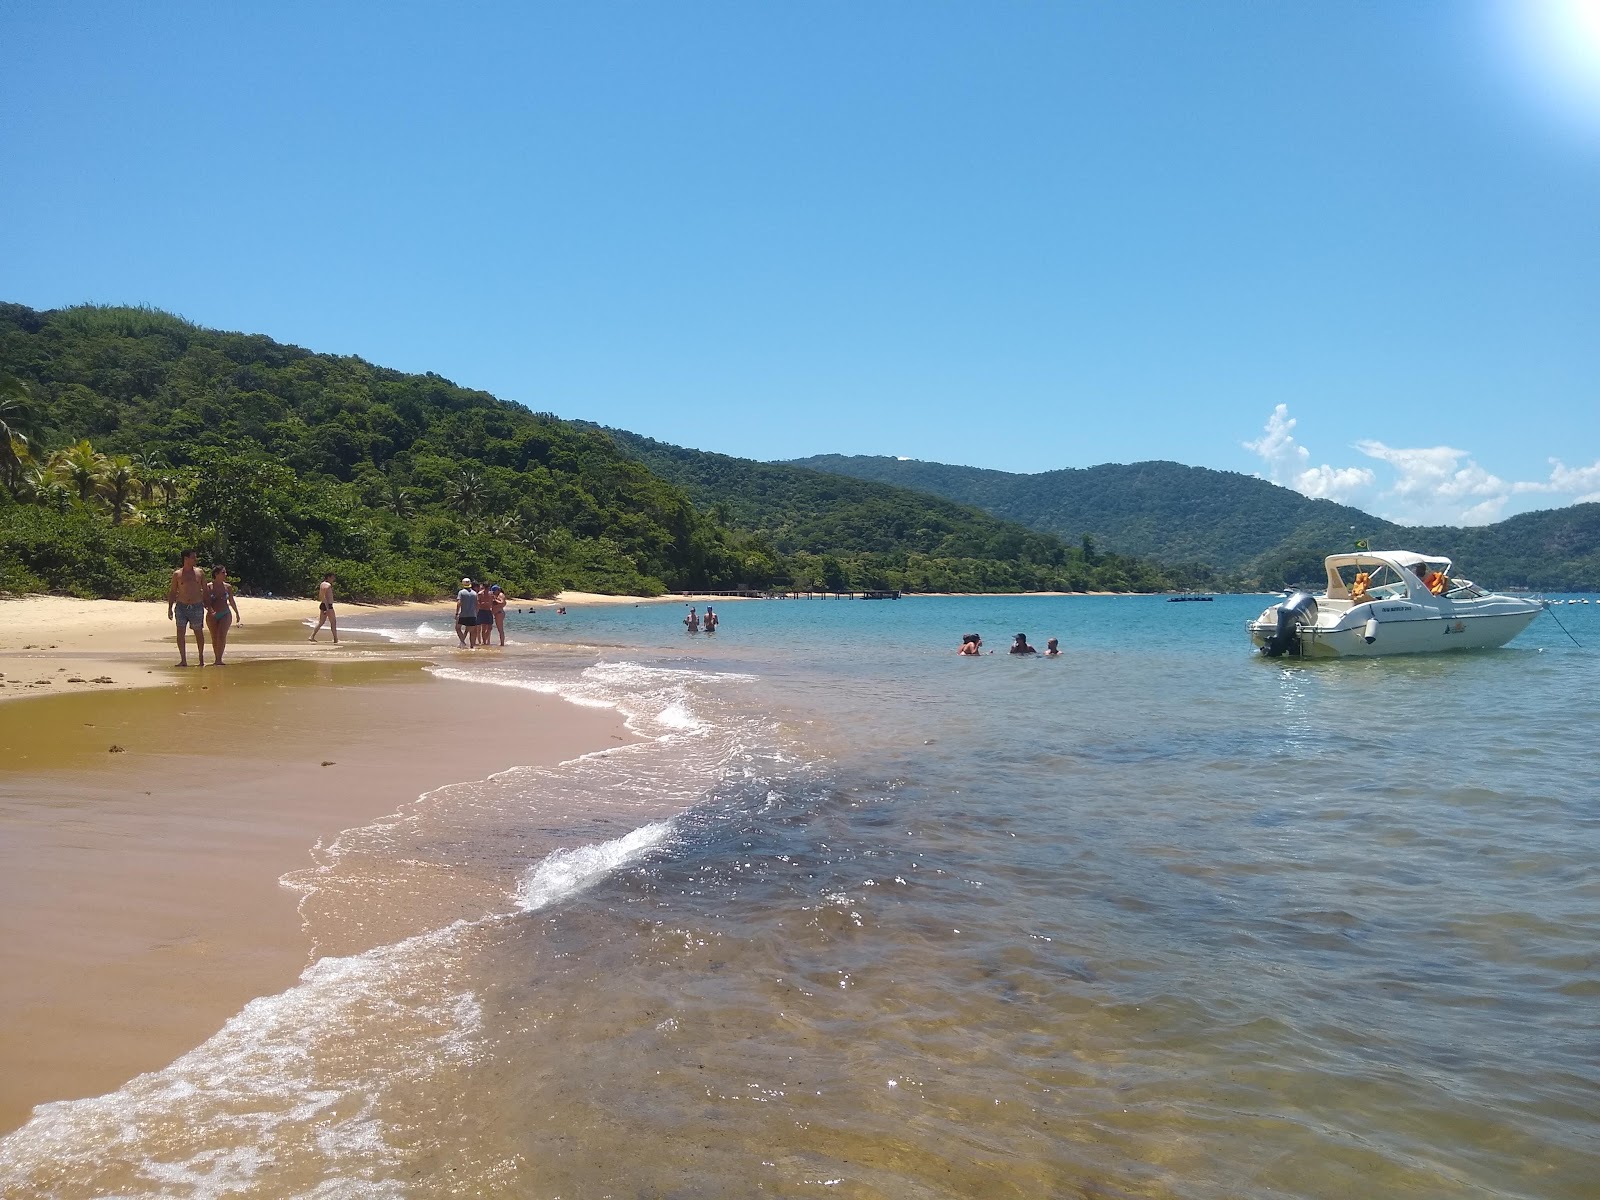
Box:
[0,657,630,1134]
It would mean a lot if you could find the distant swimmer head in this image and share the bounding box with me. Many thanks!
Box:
[1046,638,1058,651]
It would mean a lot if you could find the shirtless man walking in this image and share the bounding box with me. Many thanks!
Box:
[309,573,338,643]
[166,548,207,667]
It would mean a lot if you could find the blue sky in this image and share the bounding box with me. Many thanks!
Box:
[3,2,1598,526]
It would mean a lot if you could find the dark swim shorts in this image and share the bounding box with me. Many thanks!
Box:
[174,601,205,631]
[476,610,494,625]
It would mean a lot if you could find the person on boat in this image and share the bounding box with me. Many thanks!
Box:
[1349,572,1373,604]
[1044,638,1061,657]
[958,633,982,655]
[1009,633,1037,656]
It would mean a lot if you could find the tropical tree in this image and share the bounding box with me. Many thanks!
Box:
[133,453,170,505]
[0,373,34,494]
[100,455,142,524]
[386,477,415,519]
[50,440,107,506]
[444,468,483,517]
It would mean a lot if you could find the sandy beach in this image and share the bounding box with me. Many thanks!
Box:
[0,599,630,1134]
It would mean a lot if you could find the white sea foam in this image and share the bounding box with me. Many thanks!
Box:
[0,922,484,1197]
[0,652,784,1194]
[515,820,676,911]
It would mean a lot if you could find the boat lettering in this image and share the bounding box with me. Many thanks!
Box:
[1380,606,1408,613]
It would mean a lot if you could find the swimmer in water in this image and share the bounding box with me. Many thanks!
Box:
[1044,638,1060,656]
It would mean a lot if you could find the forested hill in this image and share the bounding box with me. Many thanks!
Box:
[0,303,770,599]
[594,428,1212,593]
[0,302,1196,600]
[790,454,1600,590]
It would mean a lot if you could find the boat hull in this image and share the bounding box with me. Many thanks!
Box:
[1247,607,1539,658]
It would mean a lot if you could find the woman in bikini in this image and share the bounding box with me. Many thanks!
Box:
[204,565,243,665]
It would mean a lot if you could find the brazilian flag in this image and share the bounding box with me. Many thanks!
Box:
[1354,538,1369,551]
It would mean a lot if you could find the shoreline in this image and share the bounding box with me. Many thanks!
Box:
[0,619,632,1134]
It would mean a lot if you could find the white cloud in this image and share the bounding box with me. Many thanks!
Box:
[1246,407,1600,526]
[1511,457,1600,496]
[1243,405,1375,503]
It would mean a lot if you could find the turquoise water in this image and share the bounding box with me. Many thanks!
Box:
[3,594,1597,1197]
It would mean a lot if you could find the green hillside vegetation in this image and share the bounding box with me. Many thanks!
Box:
[595,428,1213,593]
[0,301,1195,602]
[0,303,772,600]
[791,455,1600,590]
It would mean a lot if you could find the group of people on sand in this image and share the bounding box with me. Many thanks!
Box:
[683,605,719,634]
[166,548,244,667]
[958,632,1061,657]
[455,577,509,648]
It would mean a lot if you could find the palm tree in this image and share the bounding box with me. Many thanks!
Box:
[386,478,415,519]
[133,453,169,505]
[50,440,107,506]
[444,468,483,517]
[21,465,72,512]
[99,455,141,524]
[0,374,34,495]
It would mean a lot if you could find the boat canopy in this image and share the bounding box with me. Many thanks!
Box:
[1323,551,1454,599]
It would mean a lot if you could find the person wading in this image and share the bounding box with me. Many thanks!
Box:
[166,548,207,667]
[204,565,243,665]
[309,573,338,643]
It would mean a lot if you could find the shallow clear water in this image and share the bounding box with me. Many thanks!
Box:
[4,595,1597,1198]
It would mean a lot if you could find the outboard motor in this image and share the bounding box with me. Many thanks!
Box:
[1261,591,1318,658]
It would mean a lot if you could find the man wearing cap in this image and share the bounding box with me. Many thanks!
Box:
[455,577,478,648]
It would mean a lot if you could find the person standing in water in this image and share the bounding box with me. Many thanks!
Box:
[1009,633,1038,655]
[166,548,207,667]
[1044,638,1061,657]
[703,605,718,634]
[309,573,338,643]
[456,578,478,648]
[204,565,243,665]
[684,606,700,633]
[473,582,495,645]
[490,585,508,646]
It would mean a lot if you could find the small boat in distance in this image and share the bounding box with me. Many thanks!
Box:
[1248,550,1541,658]
[1167,595,1213,603]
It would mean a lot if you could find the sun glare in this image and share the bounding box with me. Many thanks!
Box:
[1500,0,1600,134]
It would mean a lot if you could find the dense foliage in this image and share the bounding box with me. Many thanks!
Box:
[599,429,1212,593]
[0,302,1197,601]
[792,455,1600,591]
[0,303,765,599]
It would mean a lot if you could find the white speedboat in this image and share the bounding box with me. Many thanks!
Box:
[1248,551,1541,658]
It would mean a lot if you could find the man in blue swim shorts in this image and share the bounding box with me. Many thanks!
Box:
[166,548,207,666]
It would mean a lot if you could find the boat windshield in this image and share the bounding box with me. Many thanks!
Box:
[1332,562,1409,601]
